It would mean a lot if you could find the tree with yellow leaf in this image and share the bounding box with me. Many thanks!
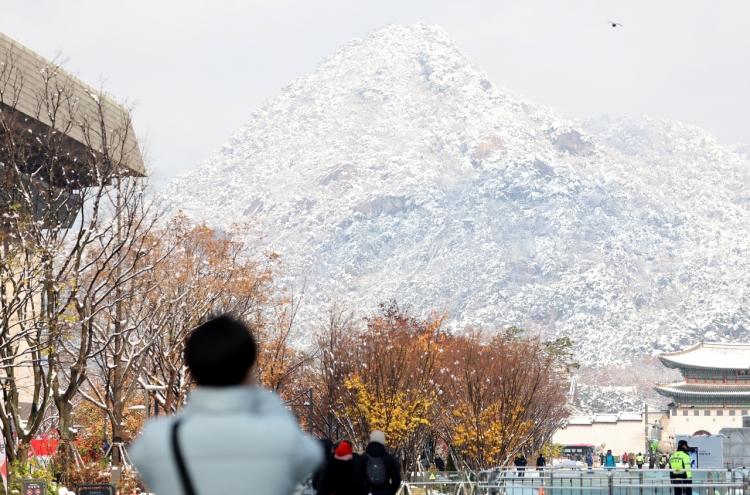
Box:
[340,301,446,469]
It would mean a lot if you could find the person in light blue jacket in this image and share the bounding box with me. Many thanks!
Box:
[130,315,322,495]
[604,449,616,470]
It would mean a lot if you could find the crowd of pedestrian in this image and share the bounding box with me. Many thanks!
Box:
[417,452,446,472]
[617,451,670,470]
[126,314,696,495]
[312,431,402,495]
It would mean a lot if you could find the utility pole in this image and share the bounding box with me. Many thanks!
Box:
[308,388,314,436]
[644,404,649,454]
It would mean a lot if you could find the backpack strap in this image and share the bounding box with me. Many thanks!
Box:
[363,454,371,490]
[171,419,198,495]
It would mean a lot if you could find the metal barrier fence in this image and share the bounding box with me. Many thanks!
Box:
[397,468,750,495]
[399,471,475,495]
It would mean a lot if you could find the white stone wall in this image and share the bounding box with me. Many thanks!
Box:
[552,410,745,457]
[552,420,649,456]
[665,410,745,437]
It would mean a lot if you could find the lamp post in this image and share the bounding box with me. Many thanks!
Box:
[644,403,664,455]
[141,384,167,418]
[285,388,314,436]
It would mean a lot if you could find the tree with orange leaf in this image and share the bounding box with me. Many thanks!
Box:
[435,328,570,470]
[138,215,278,415]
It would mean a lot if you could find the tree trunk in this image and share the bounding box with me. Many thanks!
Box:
[55,399,75,484]
[111,299,124,466]
[111,406,124,465]
[17,442,29,467]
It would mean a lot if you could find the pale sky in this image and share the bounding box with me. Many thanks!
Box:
[1,1,748,187]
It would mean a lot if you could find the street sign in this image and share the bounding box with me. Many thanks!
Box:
[22,479,46,495]
[75,484,115,495]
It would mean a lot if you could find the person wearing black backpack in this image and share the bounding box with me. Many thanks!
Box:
[353,430,401,495]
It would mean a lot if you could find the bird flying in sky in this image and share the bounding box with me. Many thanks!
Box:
[607,22,623,27]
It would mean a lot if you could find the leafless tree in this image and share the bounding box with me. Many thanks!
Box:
[306,303,358,440]
[0,41,149,473]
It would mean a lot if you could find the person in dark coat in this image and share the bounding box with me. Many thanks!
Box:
[514,454,528,477]
[313,438,335,495]
[536,454,546,470]
[323,441,356,495]
[434,456,445,471]
[353,430,401,495]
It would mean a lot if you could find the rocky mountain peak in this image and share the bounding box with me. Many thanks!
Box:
[164,23,750,366]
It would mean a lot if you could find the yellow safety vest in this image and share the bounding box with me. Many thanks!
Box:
[669,451,692,478]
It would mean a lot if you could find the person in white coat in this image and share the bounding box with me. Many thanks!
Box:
[129,315,323,495]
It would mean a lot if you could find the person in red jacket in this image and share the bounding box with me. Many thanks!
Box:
[323,441,357,495]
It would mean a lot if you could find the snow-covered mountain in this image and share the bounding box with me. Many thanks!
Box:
[163,23,750,366]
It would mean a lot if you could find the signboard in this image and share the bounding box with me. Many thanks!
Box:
[0,433,7,494]
[22,480,46,495]
[676,434,724,469]
[75,484,115,495]
[718,427,750,468]
[649,440,659,454]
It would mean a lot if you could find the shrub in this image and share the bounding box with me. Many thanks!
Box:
[65,461,141,494]
[8,459,60,495]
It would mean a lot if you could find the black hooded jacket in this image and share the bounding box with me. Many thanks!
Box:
[313,439,335,494]
[323,456,357,495]
[352,442,402,495]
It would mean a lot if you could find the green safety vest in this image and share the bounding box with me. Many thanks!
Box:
[669,451,692,478]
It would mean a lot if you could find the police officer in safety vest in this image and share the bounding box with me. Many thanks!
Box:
[669,440,693,495]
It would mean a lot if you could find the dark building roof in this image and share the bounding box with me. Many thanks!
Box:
[0,31,145,176]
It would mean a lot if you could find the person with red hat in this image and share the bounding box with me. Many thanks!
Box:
[322,440,357,495]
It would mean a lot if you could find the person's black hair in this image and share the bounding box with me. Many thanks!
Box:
[184,314,257,386]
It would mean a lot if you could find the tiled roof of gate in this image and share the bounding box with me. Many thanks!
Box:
[659,342,750,371]
[654,381,750,397]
